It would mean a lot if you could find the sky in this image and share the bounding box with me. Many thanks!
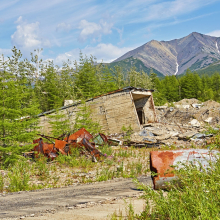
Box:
[0,0,220,66]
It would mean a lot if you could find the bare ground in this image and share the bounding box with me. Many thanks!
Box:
[0,176,152,219]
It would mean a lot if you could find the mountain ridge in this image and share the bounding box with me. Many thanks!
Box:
[112,32,220,76]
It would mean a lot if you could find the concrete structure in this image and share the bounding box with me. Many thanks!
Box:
[38,87,157,134]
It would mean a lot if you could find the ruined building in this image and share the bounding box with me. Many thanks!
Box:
[38,87,157,134]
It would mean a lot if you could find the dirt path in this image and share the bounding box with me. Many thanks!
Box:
[0,176,152,219]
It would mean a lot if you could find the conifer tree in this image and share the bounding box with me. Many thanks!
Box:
[74,54,99,99]
[0,48,40,166]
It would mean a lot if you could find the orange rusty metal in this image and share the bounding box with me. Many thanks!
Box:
[33,128,105,160]
[54,139,69,155]
[82,138,104,159]
[33,138,57,159]
[150,149,219,189]
[65,128,93,143]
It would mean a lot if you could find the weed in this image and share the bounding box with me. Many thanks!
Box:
[35,155,49,181]
[99,144,113,156]
[0,173,4,192]
[8,160,30,192]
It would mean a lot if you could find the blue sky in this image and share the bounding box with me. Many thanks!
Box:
[0,0,220,66]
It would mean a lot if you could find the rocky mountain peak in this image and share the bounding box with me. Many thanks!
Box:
[113,32,220,76]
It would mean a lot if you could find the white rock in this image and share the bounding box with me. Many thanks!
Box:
[190,119,200,127]
[204,117,213,123]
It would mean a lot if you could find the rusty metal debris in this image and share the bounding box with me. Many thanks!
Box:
[150,149,219,190]
[32,128,105,160]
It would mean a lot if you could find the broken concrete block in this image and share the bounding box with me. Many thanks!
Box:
[169,132,179,137]
[143,138,157,143]
[178,131,198,139]
[204,117,213,123]
[152,130,167,136]
[155,134,171,141]
[139,130,154,137]
[190,119,201,127]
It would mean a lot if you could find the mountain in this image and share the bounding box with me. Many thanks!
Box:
[197,60,220,76]
[112,32,220,76]
[107,57,164,77]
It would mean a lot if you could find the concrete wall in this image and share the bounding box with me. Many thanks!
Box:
[38,89,155,135]
[89,90,140,134]
[134,96,156,123]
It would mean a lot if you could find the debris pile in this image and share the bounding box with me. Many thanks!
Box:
[31,128,105,161]
[130,122,212,148]
[129,99,220,148]
[156,99,220,126]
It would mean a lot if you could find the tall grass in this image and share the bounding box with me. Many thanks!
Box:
[136,159,220,219]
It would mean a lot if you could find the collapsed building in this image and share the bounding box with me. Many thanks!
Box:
[38,87,157,134]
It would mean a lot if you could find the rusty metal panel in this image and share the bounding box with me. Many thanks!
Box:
[65,128,93,142]
[150,149,219,189]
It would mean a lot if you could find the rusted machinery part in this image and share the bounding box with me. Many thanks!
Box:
[33,138,59,159]
[54,139,69,155]
[82,138,105,159]
[150,149,219,190]
[99,133,108,143]
[65,128,93,142]
[33,128,107,160]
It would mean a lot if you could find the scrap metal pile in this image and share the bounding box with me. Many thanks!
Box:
[32,128,107,161]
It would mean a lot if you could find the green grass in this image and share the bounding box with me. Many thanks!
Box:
[135,159,220,219]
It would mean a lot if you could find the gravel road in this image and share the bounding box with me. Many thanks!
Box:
[0,176,152,219]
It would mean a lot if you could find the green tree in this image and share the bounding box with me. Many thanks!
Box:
[74,54,99,99]
[180,70,202,99]
[48,109,71,137]
[0,48,40,166]
[74,101,101,135]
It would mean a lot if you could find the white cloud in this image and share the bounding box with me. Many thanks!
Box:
[11,17,51,56]
[56,22,72,32]
[206,30,220,37]
[54,43,134,66]
[78,19,113,42]
[15,15,22,24]
[128,0,218,23]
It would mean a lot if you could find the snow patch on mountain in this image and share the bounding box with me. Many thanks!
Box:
[174,62,179,75]
[216,42,220,54]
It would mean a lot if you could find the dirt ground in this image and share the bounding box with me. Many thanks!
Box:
[23,197,145,220]
[0,176,151,220]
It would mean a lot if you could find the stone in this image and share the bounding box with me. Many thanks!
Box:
[190,119,200,127]
[178,131,198,139]
[155,134,171,141]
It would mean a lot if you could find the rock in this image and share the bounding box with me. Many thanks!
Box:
[139,130,154,137]
[143,138,157,143]
[152,130,167,136]
[30,214,35,217]
[178,131,197,139]
[169,132,179,137]
[155,134,171,141]
[190,119,201,127]
[204,117,213,123]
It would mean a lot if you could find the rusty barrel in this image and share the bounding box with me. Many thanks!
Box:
[150,149,219,190]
